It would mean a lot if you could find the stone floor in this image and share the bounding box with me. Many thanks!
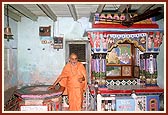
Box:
[4,86,17,104]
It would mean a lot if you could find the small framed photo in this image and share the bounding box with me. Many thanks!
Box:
[39,26,51,36]
[107,44,132,65]
[122,66,132,76]
[53,37,63,49]
[106,66,121,77]
[134,66,140,78]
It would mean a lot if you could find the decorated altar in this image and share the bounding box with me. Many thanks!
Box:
[86,12,164,111]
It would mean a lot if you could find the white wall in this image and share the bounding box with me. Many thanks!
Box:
[4,16,18,91]
[17,16,89,87]
[156,19,165,88]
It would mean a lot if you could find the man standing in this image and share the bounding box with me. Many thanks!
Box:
[48,53,87,111]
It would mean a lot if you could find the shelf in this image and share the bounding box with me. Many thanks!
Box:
[106,64,132,66]
[106,76,134,80]
[89,86,164,95]
[86,28,164,32]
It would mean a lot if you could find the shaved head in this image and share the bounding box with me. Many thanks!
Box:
[70,53,78,58]
[69,53,78,66]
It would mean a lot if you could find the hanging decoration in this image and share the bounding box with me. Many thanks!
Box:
[4,4,14,42]
[94,8,162,27]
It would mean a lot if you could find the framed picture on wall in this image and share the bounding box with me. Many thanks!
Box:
[39,26,51,36]
[106,43,134,79]
[106,44,132,65]
[106,66,121,77]
[122,66,132,76]
[53,37,63,49]
[134,66,140,78]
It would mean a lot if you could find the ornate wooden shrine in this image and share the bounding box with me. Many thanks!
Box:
[86,13,164,111]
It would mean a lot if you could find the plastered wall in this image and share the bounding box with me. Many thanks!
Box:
[156,19,165,88]
[17,17,89,87]
[4,16,18,91]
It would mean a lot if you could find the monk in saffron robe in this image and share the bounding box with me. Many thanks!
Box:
[48,53,87,111]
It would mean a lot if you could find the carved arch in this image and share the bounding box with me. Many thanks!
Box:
[108,38,146,52]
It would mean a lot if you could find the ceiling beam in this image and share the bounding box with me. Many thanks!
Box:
[96,4,106,13]
[67,4,78,21]
[4,7,21,22]
[150,4,164,21]
[155,13,164,21]
[150,4,164,13]
[9,4,38,21]
[89,4,105,22]
[118,4,131,13]
[136,4,155,14]
[89,12,95,22]
[37,4,57,22]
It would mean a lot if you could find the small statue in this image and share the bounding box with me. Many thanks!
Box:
[138,101,144,111]
[120,14,125,21]
[153,31,160,51]
[147,32,154,51]
[113,14,119,20]
[149,54,154,74]
[106,14,112,22]
[102,33,108,51]
[99,14,106,22]
[95,13,100,22]
[88,32,94,48]
[94,32,101,52]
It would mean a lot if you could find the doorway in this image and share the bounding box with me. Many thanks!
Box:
[65,40,91,83]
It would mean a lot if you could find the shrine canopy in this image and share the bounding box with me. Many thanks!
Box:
[86,13,164,54]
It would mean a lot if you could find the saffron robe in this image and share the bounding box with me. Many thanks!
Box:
[58,62,87,111]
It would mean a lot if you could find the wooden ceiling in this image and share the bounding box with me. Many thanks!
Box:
[4,3,164,22]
